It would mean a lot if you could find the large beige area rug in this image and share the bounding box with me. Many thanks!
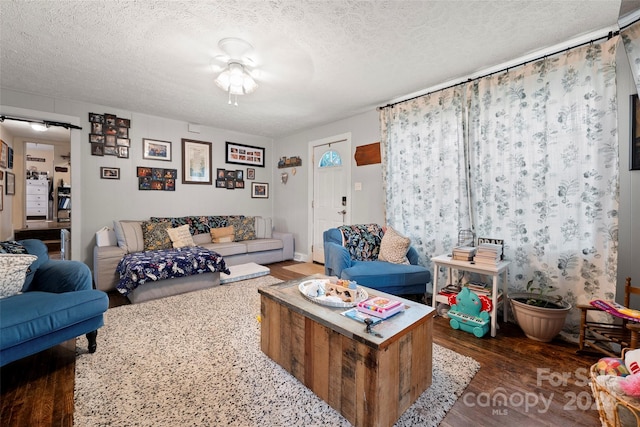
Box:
[74,275,480,426]
[282,262,326,276]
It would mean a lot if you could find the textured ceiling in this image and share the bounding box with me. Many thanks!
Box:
[0,1,635,139]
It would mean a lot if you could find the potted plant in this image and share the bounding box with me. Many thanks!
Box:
[509,278,572,342]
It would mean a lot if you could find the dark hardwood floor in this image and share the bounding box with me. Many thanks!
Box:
[1,260,602,426]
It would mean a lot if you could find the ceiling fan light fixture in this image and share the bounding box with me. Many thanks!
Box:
[213,39,258,105]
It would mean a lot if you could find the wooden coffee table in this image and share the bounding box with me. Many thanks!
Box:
[259,275,435,427]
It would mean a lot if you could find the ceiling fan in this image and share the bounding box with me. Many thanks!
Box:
[212,37,260,105]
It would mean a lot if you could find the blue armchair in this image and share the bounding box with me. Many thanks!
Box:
[323,226,431,295]
[0,239,109,366]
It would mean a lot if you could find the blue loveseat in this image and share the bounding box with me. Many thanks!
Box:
[0,239,109,367]
[323,226,431,295]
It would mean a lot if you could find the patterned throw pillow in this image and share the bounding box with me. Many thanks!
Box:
[0,254,38,298]
[166,224,195,248]
[227,216,255,241]
[338,224,385,261]
[141,221,172,251]
[0,241,28,254]
[210,226,235,243]
[378,226,411,264]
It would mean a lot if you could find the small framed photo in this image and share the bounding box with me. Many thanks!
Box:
[117,146,129,158]
[164,179,175,191]
[116,117,130,128]
[235,180,245,189]
[216,168,226,179]
[225,170,236,180]
[251,182,268,199]
[91,142,104,156]
[139,176,152,190]
[100,167,120,179]
[0,140,7,168]
[246,168,255,180]
[5,172,15,195]
[137,167,152,177]
[89,112,104,123]
[143,138,172,162]
[91,122,103,134]
[104,145,118,156]
[117,127,129,138]
[0,185,3,211]
[104,114,116,125]
[90,134,105,143]
[226,141,265,167]
[182,139,212,184]
[105,125,117,135]
[226,179,235,189]
[105,135,117,146]
[216,179,226,188]
[235,170,244,180]
[117,138,130,147]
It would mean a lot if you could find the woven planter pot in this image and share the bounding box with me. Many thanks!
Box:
[509,293,572,342]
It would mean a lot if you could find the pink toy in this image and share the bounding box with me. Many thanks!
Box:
[620,373,640,397]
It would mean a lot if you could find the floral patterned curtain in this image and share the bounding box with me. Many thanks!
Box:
[466,39,619,332]
[379,86,471,274]
[621,19,640,94]
[381,38,619,333]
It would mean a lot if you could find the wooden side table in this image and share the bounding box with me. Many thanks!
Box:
[431,254,510,337]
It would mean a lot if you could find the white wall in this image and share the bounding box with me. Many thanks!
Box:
[1,89,274,266]
[273,110,385,259]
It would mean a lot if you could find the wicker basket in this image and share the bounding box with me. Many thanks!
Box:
[590,359,640,427]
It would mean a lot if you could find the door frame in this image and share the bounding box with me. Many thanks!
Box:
[307,132,352,263]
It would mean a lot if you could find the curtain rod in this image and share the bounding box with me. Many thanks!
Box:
[0,114,82,130]
[379,29,623,110]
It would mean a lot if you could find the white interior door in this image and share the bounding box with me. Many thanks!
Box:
[312,137,351,263]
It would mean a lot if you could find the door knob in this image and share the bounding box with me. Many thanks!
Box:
[338,209,347,215]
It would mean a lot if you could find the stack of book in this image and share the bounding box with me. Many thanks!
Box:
[473,243,503,266]
[466,281,491,296]
[452,246,477,261]
[356,296,404,319]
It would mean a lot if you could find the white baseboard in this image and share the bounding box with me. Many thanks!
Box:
[293,252,309,262]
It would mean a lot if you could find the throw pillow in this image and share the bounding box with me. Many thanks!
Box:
[378,226,411,264]
[0,240,28,254]
[141,221,172,251]
[227,216,256,241]
[113,220,144,253]
[0,254,38,298]
[166,224,196,248]
[210,225,235,243]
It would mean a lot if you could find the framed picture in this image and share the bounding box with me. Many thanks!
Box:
[117,138,130,147]
[247,168,255,180]
[182,139,212,184]
[105,135,117,146]
[251,182,268,199]
[6,172,15,195]
[91,142,104,156]
[90,134,105,143]
[235,180,245,189]
[117,146,129,158]
[137,166,152,177]
[225,141,265,167]
[631,95,640,170]
[89,112,104,123]
[104,146,118,156]
[236,169,244,180]
[0,140,8,168]
[216,179,226,188]
[216,168,226,179]
[226,179,235,189]
[116,117,130,128]
[0,185,3,211]
[225,170,236,180]
[104,114,116,126]
[143,138,172,161]
[100,167,120,179]
[6,147,12,169]
[91,122,103,134]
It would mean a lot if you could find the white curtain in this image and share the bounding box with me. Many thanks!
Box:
[466,39,619,332]
[621,19,640,94]
[380,86,471,271]
[381,38,619,333]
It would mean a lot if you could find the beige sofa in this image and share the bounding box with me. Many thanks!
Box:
[93,216,293,302]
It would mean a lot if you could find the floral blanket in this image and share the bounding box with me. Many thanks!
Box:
[116,247,230,296]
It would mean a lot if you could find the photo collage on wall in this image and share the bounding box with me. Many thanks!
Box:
[137,167,176,191]
[88,112,131,158]
[216,168,245,189]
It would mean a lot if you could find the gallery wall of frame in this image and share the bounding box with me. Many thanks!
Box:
[88,112,131,158]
